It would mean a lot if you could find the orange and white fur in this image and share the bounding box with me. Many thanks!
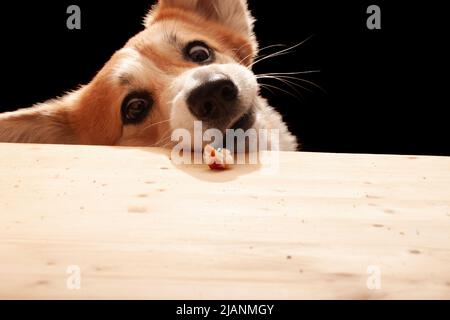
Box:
[0,0,298,151]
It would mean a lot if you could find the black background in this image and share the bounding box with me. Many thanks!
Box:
[0,300,443,319]
[1,300,447,318]
[0,1,447,155]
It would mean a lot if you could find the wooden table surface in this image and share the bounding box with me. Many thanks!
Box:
[0,142,449,300]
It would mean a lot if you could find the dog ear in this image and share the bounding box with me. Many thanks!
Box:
[0,101,76,144]
[0,82,122,145]
[146,0,255,38]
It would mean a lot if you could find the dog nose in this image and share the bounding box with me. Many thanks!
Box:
[187,79,238,121]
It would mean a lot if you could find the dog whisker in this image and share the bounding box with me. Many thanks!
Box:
[257,70,321,77]
[232,43,247,53]
[258,76,311,95]
[152,133,171,147]
[257,70,325,94]
[289,77,326,93]
[250,51,293,69]
[151,126,175,148]
[268,75,326,93]
[142,119,172,132]
[238,44,288,65]
[160,139,175,149]
[258,84,276,95]
[250,35,315,68]
[258,82,302,101]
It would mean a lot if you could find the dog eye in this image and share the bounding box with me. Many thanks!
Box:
[185,41,213,64]
[121,91,153,125]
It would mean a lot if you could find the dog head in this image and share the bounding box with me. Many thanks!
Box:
[76,0,259,147]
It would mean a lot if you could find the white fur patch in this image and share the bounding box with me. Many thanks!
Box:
[112,48,161,89]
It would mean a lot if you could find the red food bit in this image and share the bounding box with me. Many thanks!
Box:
[203,144,233,171]
[209,162,226,170]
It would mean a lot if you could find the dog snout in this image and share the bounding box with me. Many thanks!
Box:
[187,78,238,121]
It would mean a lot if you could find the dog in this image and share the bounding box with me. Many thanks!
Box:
[0,0,298,151]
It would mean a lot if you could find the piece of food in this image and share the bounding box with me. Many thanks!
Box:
[203,144,234,170]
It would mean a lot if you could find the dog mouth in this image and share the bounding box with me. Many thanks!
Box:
[229,108,256,131]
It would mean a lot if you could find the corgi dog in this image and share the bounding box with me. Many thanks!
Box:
[0,0,298,151]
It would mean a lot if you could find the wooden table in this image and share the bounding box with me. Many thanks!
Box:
[0,143,449,299]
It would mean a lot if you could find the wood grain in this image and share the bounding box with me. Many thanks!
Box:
[0,143,449,299]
